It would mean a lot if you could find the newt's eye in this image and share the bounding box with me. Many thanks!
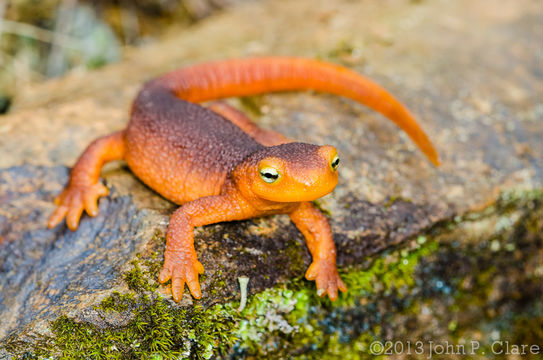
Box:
[259,167,280,183]
[330,155,340,171]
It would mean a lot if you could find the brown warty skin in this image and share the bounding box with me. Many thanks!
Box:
[48,57,439,302]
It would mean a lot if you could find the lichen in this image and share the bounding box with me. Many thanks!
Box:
[231,238,439,358]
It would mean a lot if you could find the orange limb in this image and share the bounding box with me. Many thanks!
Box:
[207,101,289,146]
[158,193,250,301]
[289,201,347,301]
[48,131,126,230]
[154,57,439,165]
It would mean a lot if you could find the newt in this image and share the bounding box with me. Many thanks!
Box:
[47,57,439,302]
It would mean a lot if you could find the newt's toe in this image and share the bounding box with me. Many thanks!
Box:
[48,182,108,230]
[66,206,84,231]
[171,275,185,302]
[338,278,347,293]
[187,278,202,299]
[306,259,347,301]
[158,266,172,283]
[327,287,338,302]
[48,206,69,229]
[160,252,205,302]
[305,262,318,280]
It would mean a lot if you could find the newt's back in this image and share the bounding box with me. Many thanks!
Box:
[125,86,263,204]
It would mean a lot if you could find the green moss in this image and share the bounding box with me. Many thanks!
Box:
[205,276,227,297]
[338,240,438,307]
[97,291,136,313]
[283,239,306,275]
[123,259,157,292]
[239,96,266,116]
[419,190,543,357]
[287,330,388,360]
[151,230,166,245]
[30,230,241,360]
[321,40,365,65]
[312,199,332,216]
[123,240,164,293]
[462,188,542,222]
[498,188,543,207]
[40,295,240,360]
[382,195,413,209]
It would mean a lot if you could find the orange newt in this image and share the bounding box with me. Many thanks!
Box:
[48,57,439,302]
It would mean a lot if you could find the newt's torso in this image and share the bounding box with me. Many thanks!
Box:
[126,86,263,204]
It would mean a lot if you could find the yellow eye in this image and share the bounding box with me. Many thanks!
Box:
[259,167,280,183]
[330,155,340,171]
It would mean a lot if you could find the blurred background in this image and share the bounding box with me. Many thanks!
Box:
[0,0,248,114]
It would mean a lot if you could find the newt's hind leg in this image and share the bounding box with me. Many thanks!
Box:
[48,131,126,230]
[208,101,289,146]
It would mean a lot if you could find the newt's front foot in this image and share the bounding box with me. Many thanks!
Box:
[159,250,205,302]
[48,182,109,231]
[305,260,347,301]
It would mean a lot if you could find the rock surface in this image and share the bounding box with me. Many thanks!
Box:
[0,0,542,358]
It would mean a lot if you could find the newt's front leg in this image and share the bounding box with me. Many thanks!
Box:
[159,208,205,300]
[289,202,347,301]
[48,131,126,230]
[159,194,251,301]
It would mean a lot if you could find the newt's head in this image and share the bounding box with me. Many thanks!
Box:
[233,142,340,202]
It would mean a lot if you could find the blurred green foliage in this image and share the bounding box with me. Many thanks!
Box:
[0,0,242,113]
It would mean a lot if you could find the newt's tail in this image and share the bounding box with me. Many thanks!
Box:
[150,57,439,166]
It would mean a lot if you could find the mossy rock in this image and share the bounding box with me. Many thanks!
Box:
[1,0,542,358]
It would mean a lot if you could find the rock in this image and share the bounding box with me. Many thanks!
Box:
[1,0,542,358]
